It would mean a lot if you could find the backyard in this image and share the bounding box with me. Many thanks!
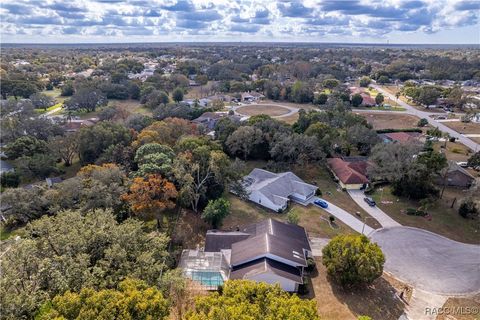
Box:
[368,186,479,244]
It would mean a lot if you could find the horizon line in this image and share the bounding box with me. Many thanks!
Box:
[2,41,479,46]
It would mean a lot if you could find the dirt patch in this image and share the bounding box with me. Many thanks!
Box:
[308,260,406,320]
[433,141,474,162]
[236,104,291,117]
[437,294,480,320]
[442,121,480,135]
[358,112,421,130]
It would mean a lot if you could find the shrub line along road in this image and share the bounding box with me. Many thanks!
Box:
[371,84,480,151]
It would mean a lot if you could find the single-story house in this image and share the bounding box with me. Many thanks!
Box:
[193,112,242,131]
[440,161,475,189]
[239,169,317,212]
[63,118,99,133]
[379,131,421,144]
[241,92,265,102]
[327,157,369,189]
[183,98,211,108]
[179,219,312,292]
[360,93,376,106]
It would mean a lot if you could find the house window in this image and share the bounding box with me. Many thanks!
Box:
[259,199,261,203]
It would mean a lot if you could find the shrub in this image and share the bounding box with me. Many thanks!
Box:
[417,118,429,127]
[405,208,427,216]
[287,210,300,224]
[322,235,385,287]
[459,200,478,219]
[451,148,462,154]
[0,171,20,188]
[315,188,322,196]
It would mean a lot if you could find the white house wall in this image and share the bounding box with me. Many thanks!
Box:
[248,190,282,211]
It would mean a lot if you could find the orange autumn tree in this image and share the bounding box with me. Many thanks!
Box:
[122,174,178,229]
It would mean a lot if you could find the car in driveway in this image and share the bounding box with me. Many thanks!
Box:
[314,199,328,208]
[364,197,376,207]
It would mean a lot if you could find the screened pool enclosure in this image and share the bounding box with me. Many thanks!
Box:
[179,249,230,290]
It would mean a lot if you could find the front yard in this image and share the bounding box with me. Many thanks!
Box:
[308,260,407,320]
[368,186,479,244]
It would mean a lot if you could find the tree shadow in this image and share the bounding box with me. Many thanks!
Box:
[329,275,406,320]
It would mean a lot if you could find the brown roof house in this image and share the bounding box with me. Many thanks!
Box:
[327,157,369,189]
[179,219,312,292]
[440,161,476,189]
[379,131,421,144]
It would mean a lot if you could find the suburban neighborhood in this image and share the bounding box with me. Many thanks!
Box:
[1,3,480,318]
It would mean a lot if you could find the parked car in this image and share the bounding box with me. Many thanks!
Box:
[457,162,468,168]
[314,199,328,208]
[364,197,376,207]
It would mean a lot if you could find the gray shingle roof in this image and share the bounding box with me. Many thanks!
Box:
[230,258,303,283]
[244,169,317,205]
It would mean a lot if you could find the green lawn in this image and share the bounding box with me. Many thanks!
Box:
[34,102,63,114]
[369,186,479,244]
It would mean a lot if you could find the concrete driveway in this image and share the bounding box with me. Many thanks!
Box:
[310,197,375,235]
[371,227,480,295]
[347,190,401,228]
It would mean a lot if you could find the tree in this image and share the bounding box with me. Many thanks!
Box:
[29,92,55,110]
[351,93,363,107]
[314,93,328,105]
[417,86,441,106]
[0,210,169,319]
[0,171,20,188]
[125,114,153,132]
[145,90,170,109]
[375,93,384,105]
[134,143,175,177]
[4,136,48,159]
[359,76,371,87]
[377,75,390,84]
[122,174,178,229]
[185,280,319,320]
[48,134,79,166]
[446,86,466,109]
[61,81,74,96]
[322,78,339,89]
[173,138,232,213]
[322,235,385,287]
[36,278,170,320]
[467,151,480,168]
[77,122,131,164]
[226,126,263,160]
[458,199,478,219]
[172,87,184,103]
[291,81,314,103]
[417,118,428,127]
[133,118,197,148]
[65,88,107,112]
[201,198,230,229]
[346,124,380,155]
[16,153,58,179]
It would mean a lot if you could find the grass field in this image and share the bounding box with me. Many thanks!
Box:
[358,112,421,130]
[34,102,63,114]
[442,121,480,135]
[236,104,291,117]
[368,186,479,244]
[433,141,474,162]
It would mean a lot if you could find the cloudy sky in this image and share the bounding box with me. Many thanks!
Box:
[1,0,479,44]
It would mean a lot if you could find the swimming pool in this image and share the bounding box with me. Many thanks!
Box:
[191,271,224,287]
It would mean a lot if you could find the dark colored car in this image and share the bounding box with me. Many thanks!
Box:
[314,199,328,208]
[364,197,376,207]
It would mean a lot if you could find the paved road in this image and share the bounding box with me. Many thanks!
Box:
[372,84,479,151]
[347,190,401,228]
[310,197,375,235]
[371,227,480,295]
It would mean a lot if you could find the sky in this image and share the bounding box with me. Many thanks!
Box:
[1,0,479,44]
